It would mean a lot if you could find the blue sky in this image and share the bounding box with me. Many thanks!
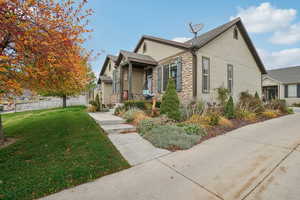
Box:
[84,1,300,76]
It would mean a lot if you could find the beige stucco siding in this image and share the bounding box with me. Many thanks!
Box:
[101,82,112,105]
[136,39,184,61]
[196,26,262,102]
[103,60,114,77]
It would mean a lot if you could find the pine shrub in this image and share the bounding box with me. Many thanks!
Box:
[224,96,235,119]
[160,79,181,121]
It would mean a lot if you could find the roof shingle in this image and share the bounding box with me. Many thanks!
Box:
[267,66,300,84]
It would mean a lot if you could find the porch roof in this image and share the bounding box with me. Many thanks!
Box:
[116,50,158,66]
[99,75,112,84]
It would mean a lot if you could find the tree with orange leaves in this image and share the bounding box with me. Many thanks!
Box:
[0,0,93,143]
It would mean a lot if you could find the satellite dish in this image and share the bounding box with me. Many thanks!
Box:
[189,23,204,35]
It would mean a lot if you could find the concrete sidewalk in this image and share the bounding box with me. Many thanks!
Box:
[43,113,300,200]
[88,112,170,165]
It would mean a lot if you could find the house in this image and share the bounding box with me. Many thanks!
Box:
[262,66,300,105]
[98,55,117,105]
[98,17,266,105]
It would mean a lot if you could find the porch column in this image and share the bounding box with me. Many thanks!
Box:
[119,65,123,102]
[128,61,133,100]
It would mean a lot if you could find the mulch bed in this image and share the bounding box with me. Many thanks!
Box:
[197,115,285,145]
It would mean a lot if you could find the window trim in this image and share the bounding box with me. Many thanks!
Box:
[202,56,210,94]
[227,64,233,94]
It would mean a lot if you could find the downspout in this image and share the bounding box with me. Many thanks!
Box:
[191,47,198,99]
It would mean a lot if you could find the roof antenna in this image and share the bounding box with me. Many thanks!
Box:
[189,22,204,46]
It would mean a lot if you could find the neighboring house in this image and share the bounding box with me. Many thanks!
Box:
[99,17,266,105]
[262,66,300,105]
[98,55,117,105]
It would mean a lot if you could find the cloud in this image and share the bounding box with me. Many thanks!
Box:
[172,37,191,43]
[230,2,296,33]
[258,48,300,69]
[270,23,300,44]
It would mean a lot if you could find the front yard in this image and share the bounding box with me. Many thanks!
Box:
[0,106,129,200]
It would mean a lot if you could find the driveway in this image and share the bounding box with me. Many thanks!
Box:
[42,113,300,200]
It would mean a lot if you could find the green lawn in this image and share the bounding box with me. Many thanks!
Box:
[0,106,130,200]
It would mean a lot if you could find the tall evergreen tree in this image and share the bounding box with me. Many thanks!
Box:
[160,79,181,121]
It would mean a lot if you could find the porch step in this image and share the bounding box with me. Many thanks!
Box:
[102,124,137,134]
[88,112,125,125]
[97,119,126,126]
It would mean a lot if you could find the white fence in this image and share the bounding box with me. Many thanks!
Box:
[4,95,88,113]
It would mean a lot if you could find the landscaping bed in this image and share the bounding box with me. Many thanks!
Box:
[114,79,293,152]
[0,106,129,200]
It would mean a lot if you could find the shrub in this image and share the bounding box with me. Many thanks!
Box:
[224,96,235,119]
[160,79,181,121]
[89,100,97,107]
[287,108,294,114]
[138,118,156,135]
[124,100,149,110]
[292,102,300,107]
[237,91,264,114]
[186,114,208,127]
[87,105,97,112]
[261,109,278,118]
[114,105,126,116]
[255,91,260,99]
[216,86,230,106]
[219,117,234,128]
[177,123,206,136]
[207,112,220,126]
[265,99,288,114]
[132,112,149,126]
[180,100,205,121]
[236,109,257,121]
[122,108,144,122]
[142,125,201,150]
[95,94,101,111]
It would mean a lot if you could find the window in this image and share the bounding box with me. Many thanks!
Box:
[227,64,233,93]
[170,63,177,87]
[162,64,169,91]
[288,84,297,97]
[233,28,238,40]
[202,57,210,93]
[142,42,147,53]
[162,57,182,91]
[108,63,111,71]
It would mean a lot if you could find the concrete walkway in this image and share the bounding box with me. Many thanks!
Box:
[43,113,300,200]
[88,112,170,165]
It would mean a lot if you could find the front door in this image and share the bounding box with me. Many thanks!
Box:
[145,69,153,92]
[263,86,278,101]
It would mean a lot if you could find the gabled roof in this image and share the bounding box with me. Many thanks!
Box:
[100,54,117,76]
[267,66,300,84]
[186,17,266,74]
[134,35,191,53]
[116,50,158,66]
[132,17,266,74]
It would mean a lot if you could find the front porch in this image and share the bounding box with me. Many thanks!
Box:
[262,85,279,101]
[115,50,158,102]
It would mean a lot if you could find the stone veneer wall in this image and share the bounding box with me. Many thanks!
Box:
[153,51,194,104]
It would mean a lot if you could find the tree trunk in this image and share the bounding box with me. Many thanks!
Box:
[0,113,5,144]
[62,95,67,108]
